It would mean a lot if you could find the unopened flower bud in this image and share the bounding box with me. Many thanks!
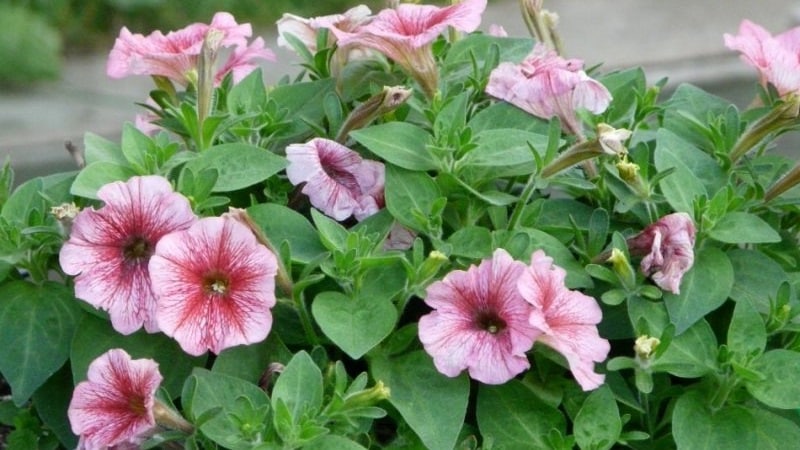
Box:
[616,159,641,184]
[418,250,448,283]
[336,86,413,142]
[730,93,800,163]
[343,380,391,409]
[607,248,636,289]
[634,335,660,361]
[153,398,194,434]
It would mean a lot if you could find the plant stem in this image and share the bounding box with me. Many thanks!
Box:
[507,171,538,231]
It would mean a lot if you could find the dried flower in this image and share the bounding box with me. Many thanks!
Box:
[59,176,196,334]
[286,138,385,221]
[628,212,696,295]
[518,250,610,391]
[418,248,540,384]
[486,43,611,135]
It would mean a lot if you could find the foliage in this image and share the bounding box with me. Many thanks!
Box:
[3,1,800,449]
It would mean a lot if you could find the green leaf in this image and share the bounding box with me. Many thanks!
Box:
[212,333,292,383]
[460,129,548,179]
[71,314,205,398]
[672,391,756,450]
[0,281,82,406]
[385,164,441,232]
[469,102,550,134]
[708,212,781,244]
[746,349,800,409]
[2,172,76,224]
[183,368,270,450]
[269,78,335,142]
[371,351,469,450]
[227,68,267,113]
[248,203,326,263]
[351,122,436,171]
[71,162,137,199]
[728,249,789,313]
[629,300,718,377]
[304,435,367,450]
[748,406,800,449]
[310,208,348,251]
[664,247,733,334]
[83,132,125,166]
[271,351,324,423]
[32,360,78,449]
[573,385,621,450]
[312,291,397,359]
[654,129,725,216]
[477,380,565,450]
[727,298,766,359]
[444,34,533,69]
[447,226,493,258]
[663,84,734,150]
[184,143,286,192]
[120,122,153,172]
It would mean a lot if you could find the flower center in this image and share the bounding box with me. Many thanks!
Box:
[475,310,507,335]
[123,236,151,262]
[203,272,229,295]
[128,395,147,417]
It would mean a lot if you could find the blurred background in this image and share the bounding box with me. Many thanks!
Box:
[1,0,798,184]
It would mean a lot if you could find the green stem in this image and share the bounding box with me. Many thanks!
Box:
[764,162,800,202]
[293,292,321,346]
[507,171,539,231]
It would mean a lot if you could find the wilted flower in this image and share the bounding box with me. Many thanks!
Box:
[59,176,196,334]
[486,43,612,135]
[329,0,487,97]
[597,123,632,155]
[149,216,278,356]
[277,5,372,54]
[518,250,610,391]
[286,138,385,221]
[724,20,800,96]
[628,212,696,295]
[418,248,540,385]
[68,349,161,450]
[107,12,274,86]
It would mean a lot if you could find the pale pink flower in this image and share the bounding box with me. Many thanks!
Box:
[286,138,385,221]
[68,349,162,450]
[59,176,196,334]
[329,0,487,97]
[724,20,800,96]
[488,24,508,37]
[149,216,278,356]
[107,12,274,86]
[418,248,540,384]
[486,43,612,135]
[628,212,696,295]
[518,250,610,391]
[277,5,372,54]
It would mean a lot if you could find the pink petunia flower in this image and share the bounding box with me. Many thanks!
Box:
[277,5,372,54]
[59,176,196,334]
[107,12,275,86]
[329,0,487,97]
[486,43,612,135]
[149,216,278,356]
[286,138,385,222]
[517,250,610,391]
[68,349,162,450]
[627,212,696,295]
[418,248,540,384]
[724,20,800,97]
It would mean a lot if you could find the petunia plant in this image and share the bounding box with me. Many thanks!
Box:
[3,0,800,448]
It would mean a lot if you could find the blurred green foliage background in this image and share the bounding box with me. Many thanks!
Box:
[0,0,384,86]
